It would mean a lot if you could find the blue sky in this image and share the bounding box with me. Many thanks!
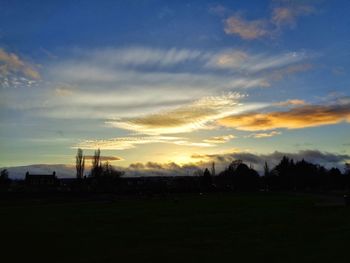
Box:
[0,0,350,173]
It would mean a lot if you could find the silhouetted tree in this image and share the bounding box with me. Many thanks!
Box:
[218,160,259,191]
[234,163,259,190]
[91,148,102,177]
[1,169,9,180]
[91,161,124,192]
[264,161,269,177]
[0,169,11,185]
[201,168,213,190]
[345,163,350,176]
[75,148,85,180]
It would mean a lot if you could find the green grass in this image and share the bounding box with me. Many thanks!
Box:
[1,193,350,262]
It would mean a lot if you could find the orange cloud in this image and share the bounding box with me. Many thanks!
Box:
[218,102,350,131]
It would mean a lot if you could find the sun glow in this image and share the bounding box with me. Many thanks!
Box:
[164,153,196,165]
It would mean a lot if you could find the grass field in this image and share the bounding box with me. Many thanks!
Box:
[0,193,350,263]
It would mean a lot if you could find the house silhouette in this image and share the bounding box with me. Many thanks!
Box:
[25,171,57,186]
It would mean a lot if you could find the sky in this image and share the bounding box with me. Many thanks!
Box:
[1,0,350,175]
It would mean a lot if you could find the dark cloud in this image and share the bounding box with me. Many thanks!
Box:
[84,155,123,161]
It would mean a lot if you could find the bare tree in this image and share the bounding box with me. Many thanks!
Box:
[76,148,85,179]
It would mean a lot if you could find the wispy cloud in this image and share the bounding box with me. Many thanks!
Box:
[269,63,313,80]
[106,93,254,135]
[206,50,307,73]
[274,99,306,107]
[271,5,314,29]
[218,99,350,131]
[54,86,75,96]
[224,15,269,40]
[74,135,214,150]
[203,134,236,144]
[85,46,207,67]
[0,48,40,88]
[222,2,315,40]
[246,130,281,138]
[1,47,310,123]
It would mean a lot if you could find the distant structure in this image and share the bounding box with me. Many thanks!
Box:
[25,171,57,186]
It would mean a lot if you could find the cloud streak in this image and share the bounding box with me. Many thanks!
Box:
[246,130,281,138]
[84,155,123,161]
[107,93,250,135]
[203,134,236,144]
[218,100,350,131]
[74,135,215,151]
[0,48,41,89]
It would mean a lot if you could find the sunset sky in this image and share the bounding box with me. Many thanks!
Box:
[1,0,350,173]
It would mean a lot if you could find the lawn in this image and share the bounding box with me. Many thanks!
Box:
[0,193,349,263]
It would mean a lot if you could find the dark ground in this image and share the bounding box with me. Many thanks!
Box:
[0,192,349,263]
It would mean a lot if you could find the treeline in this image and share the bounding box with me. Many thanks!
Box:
[208,157,350,192]
[0,149,349,194]
[261,156,350,191]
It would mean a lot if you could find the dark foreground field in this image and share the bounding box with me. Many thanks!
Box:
[1,193,349,263]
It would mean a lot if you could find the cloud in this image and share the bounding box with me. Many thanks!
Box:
[222,3,315,40]
[218,100,350,131]
[55,86,75,96]
[84,155,123,161]
[85,46,206,67]
[106,93,251,135]
[207,50,307,73]
[271,5,314,28]
[208,50,248,69]
[1,46,308,123]
[0,48,40,88]
[224,15,269,40]
[274,99,306,107]
[269,63,313,80]
[203,134,236,144]
[246,130,281,138]
[74,135,214,150]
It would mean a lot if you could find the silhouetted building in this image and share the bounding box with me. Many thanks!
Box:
[25,171,58,186]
